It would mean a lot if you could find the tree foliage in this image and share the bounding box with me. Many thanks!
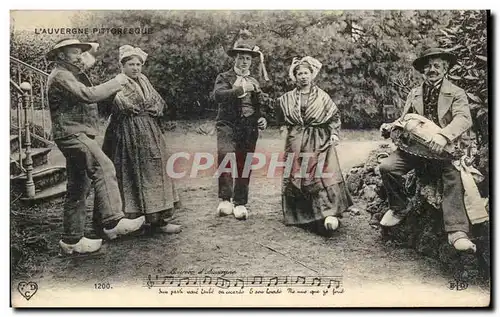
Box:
[10,10,487,129]
[434,10,489,194]
[437,11,488,144]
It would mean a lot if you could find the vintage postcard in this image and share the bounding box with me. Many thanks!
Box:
[9,9,491,307]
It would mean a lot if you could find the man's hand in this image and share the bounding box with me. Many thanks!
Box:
[80,52,97,70]
[379,123,393,139]
[242,82,255,93]
[258,117,267,130]
[115,74,129,85]
[429,133,448,154]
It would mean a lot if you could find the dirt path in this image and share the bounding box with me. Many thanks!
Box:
[11,132,490,306]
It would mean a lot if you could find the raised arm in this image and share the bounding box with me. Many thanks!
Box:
[54,71,123,103]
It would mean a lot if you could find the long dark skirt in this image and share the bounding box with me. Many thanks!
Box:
[281,124,353,227]
[282,179,352,226]
[102,113,180,222]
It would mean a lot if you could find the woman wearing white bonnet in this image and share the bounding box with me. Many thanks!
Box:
[119,44,148,66]
[101,44,183,235]
[276,56,353,236]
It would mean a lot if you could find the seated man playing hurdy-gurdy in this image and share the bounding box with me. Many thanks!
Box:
[378,47,488,253]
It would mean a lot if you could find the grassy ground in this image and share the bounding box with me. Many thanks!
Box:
[10,121,490,307]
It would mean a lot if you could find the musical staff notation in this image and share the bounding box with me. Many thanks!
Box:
[144,275,343,290]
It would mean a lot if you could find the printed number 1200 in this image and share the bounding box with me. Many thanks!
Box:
[94,283,112,289]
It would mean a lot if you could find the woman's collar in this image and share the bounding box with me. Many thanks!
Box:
[295,84,315,94]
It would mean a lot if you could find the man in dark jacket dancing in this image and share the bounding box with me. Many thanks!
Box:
[212,42,269,220]
[46,38,145,255]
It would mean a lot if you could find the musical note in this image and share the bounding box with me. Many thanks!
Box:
[177,277,190,287]
[311,277,321,286]
[162,275,175,285]
[234,278,245,289]
[267,277,278,287]
[448,281,457,290]
[327,279,341,289]
[143,274,343,291]
[202,276,212,286]
[215,277,230,289]
[251,276,263,285]
[294,276,305,284]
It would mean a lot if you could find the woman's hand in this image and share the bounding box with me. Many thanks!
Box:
[125,106,141,115]
[317,134,339,152]
[331,134,340,146]
[279,126,287,138]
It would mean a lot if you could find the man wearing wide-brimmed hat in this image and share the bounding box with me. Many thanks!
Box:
[46,38,146,255]
[212,38,270,220]
[378,47,476,252]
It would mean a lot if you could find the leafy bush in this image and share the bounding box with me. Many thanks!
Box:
[10,10,487,130]
[437,11,488,143]
[435,10,489,194]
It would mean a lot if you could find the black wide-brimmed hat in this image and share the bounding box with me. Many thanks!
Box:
[46,38,93,61]
[412,47,458,73]
[227,43,261,58]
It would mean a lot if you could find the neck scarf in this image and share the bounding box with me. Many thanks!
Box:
[425,77,443,89]
[422,78,443,124]
[233,67,251,95]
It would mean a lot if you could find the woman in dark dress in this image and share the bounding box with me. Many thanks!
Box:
[276,56,353,235]
[101,45,182,234]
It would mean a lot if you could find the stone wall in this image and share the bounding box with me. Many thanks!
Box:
[346,143,490,282]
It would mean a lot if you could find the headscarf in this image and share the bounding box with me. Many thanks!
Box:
[119,45,148,64]
[289,56,322,82]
